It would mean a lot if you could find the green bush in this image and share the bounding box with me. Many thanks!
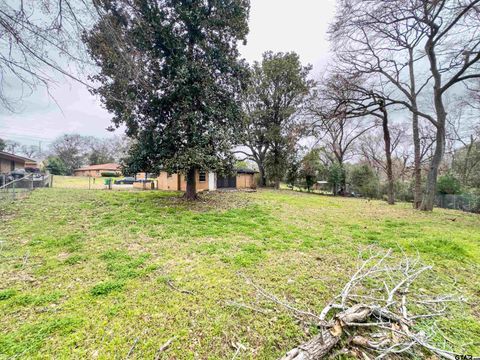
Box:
[349,164,379,198]
[328,163,346,194]
[437,173,462,194]
[45,156,68,175]
[101,172,118,177]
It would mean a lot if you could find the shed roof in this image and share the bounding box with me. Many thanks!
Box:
[236,167,258,174]
[0,151,35,163]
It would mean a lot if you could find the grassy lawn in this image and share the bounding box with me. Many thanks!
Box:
[0,188,479,359]
[52,175,123,190]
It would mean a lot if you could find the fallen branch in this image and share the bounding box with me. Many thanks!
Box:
[154,337,175,360]
[125,337,139,359]
[241,250,464,359]
[166,279,194,295]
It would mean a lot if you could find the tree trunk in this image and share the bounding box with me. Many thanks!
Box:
[380,103,395,205]
[412,112,422,209]
[258,164,267,187]
[279,305,371,360]
[420,38,446,211]
[184,167,198,200]
[274,178,280,190]
[408,49,422,209]
[279,330,340,360]
[420,119,445,211]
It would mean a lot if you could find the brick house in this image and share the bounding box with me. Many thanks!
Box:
[154,168,257,192]
[0,151,36,174]
[73,163,121,177]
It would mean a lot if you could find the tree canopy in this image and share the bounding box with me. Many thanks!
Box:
[239,51,313,188]
[85,0,250,199]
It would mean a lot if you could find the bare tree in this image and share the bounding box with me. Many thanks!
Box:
[360,124,411,200]
[20,144,40,159]
[309,74,398,200]
[330,0,480,210]
[330,0,432,208]
[0,0,94,110]
[4,140,21,154]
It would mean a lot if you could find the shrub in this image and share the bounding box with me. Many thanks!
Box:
[101,172,118,177]
[437,173,462,194]
[349,164,379,198]
[328,163,346,194]
[45,156,68,175]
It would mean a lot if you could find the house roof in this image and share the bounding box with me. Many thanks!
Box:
[0,151,35,163]
[75,163,121,171]
[236,167,258,174]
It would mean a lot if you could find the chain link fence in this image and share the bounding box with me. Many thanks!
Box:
[0,174,52,203]
[435,193,480,213]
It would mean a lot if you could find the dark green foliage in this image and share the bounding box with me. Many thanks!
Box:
[349,164,380,198]
[90,281,125,296]
[100,172,117,177]
[100,250,151,279]
[0,289,16,301]
[45,156,68,175]
[286,157,301,189]
[85,0,250,196]
[300,149,323,191]
[437,173,462,195]
[0,138,6,151]
[11,292,63,307]
[64,255,87,265]
[328,163,346,195]
[240,52,314,188]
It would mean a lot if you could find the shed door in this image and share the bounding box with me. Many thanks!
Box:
[217,176,236,188]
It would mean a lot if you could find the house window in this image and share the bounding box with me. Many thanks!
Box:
[199,171,206,182]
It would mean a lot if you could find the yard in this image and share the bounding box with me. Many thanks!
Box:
[0,188,479,359]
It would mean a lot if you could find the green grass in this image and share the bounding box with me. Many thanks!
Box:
[52,175,122,190]
[0,188,479,358]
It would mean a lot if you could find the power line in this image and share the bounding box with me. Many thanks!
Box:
[0,133,54,143]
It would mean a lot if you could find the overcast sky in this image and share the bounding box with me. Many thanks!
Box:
[0,0,336,147]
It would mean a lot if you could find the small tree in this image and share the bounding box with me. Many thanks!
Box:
[349,164,380,199]
[285,155,301,190]
[45,156,68,175]
[328,163,346,196]
[0,138,6,151]
[300,149,322,192]
[437,173,462,195]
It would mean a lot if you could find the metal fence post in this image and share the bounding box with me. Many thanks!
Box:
[12,180,15,200]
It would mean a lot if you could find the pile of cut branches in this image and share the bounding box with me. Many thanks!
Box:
[241,250,464,359]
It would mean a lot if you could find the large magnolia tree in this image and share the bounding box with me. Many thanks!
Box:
[85,0,250,199]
